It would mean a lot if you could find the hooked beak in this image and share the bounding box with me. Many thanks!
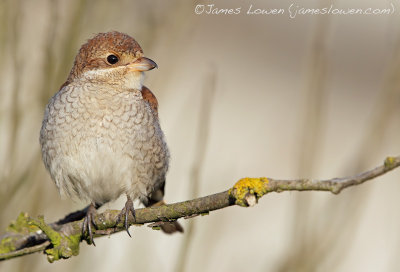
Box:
[127,57,158,72]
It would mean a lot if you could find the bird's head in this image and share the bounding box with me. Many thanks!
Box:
[67,31,157,90]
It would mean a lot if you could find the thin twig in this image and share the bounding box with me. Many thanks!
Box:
[0,241,51,260]
[0,156,399,262]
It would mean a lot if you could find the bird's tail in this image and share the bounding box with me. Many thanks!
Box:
[160,220,184,234]
[147,199,184,234]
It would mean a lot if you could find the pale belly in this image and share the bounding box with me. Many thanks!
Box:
[40,86,169,205]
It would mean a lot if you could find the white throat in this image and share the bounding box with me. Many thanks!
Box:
[124,71,144,90]
[82,68,144,90]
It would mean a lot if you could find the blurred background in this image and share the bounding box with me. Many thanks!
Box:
[1,0,400,271]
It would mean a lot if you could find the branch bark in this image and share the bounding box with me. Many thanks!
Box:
[0,156,399,262]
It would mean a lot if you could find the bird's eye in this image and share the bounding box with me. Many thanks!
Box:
[107,54,119,64]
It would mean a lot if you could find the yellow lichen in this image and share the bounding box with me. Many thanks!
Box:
[0,236,16,254]
[7,212,39,234]
[384,157,396,169]
[230,177,269,207]
[0,213,41,256]
[29,216,80,263]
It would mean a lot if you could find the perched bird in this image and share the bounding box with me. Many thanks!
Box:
[40,31,182,244]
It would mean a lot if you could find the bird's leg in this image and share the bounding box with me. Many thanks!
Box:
[117,195,136,237]
[82,202,99,246]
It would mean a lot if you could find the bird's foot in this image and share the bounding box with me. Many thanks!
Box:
[117,195,136,237]
[82,203,98,246]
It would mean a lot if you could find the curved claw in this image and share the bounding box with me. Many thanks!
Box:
[82,203,98,246]
[117,195,136,237]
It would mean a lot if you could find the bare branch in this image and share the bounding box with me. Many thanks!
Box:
[0,156,399,262]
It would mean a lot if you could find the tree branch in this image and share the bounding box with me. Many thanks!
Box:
[0,156,399,262]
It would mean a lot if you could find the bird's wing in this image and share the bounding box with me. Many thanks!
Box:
[140,86,183,234]
[141,85,158,116]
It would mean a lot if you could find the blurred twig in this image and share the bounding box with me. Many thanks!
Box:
[0,0,89,231]
[348,35,400,171]
[310,9,400,271]
[175,69,217,272]
[285,0,332,269]
[0,156,399,262]
[7,0,23,175]
[41,0,88,103]
[0,0,32,225]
